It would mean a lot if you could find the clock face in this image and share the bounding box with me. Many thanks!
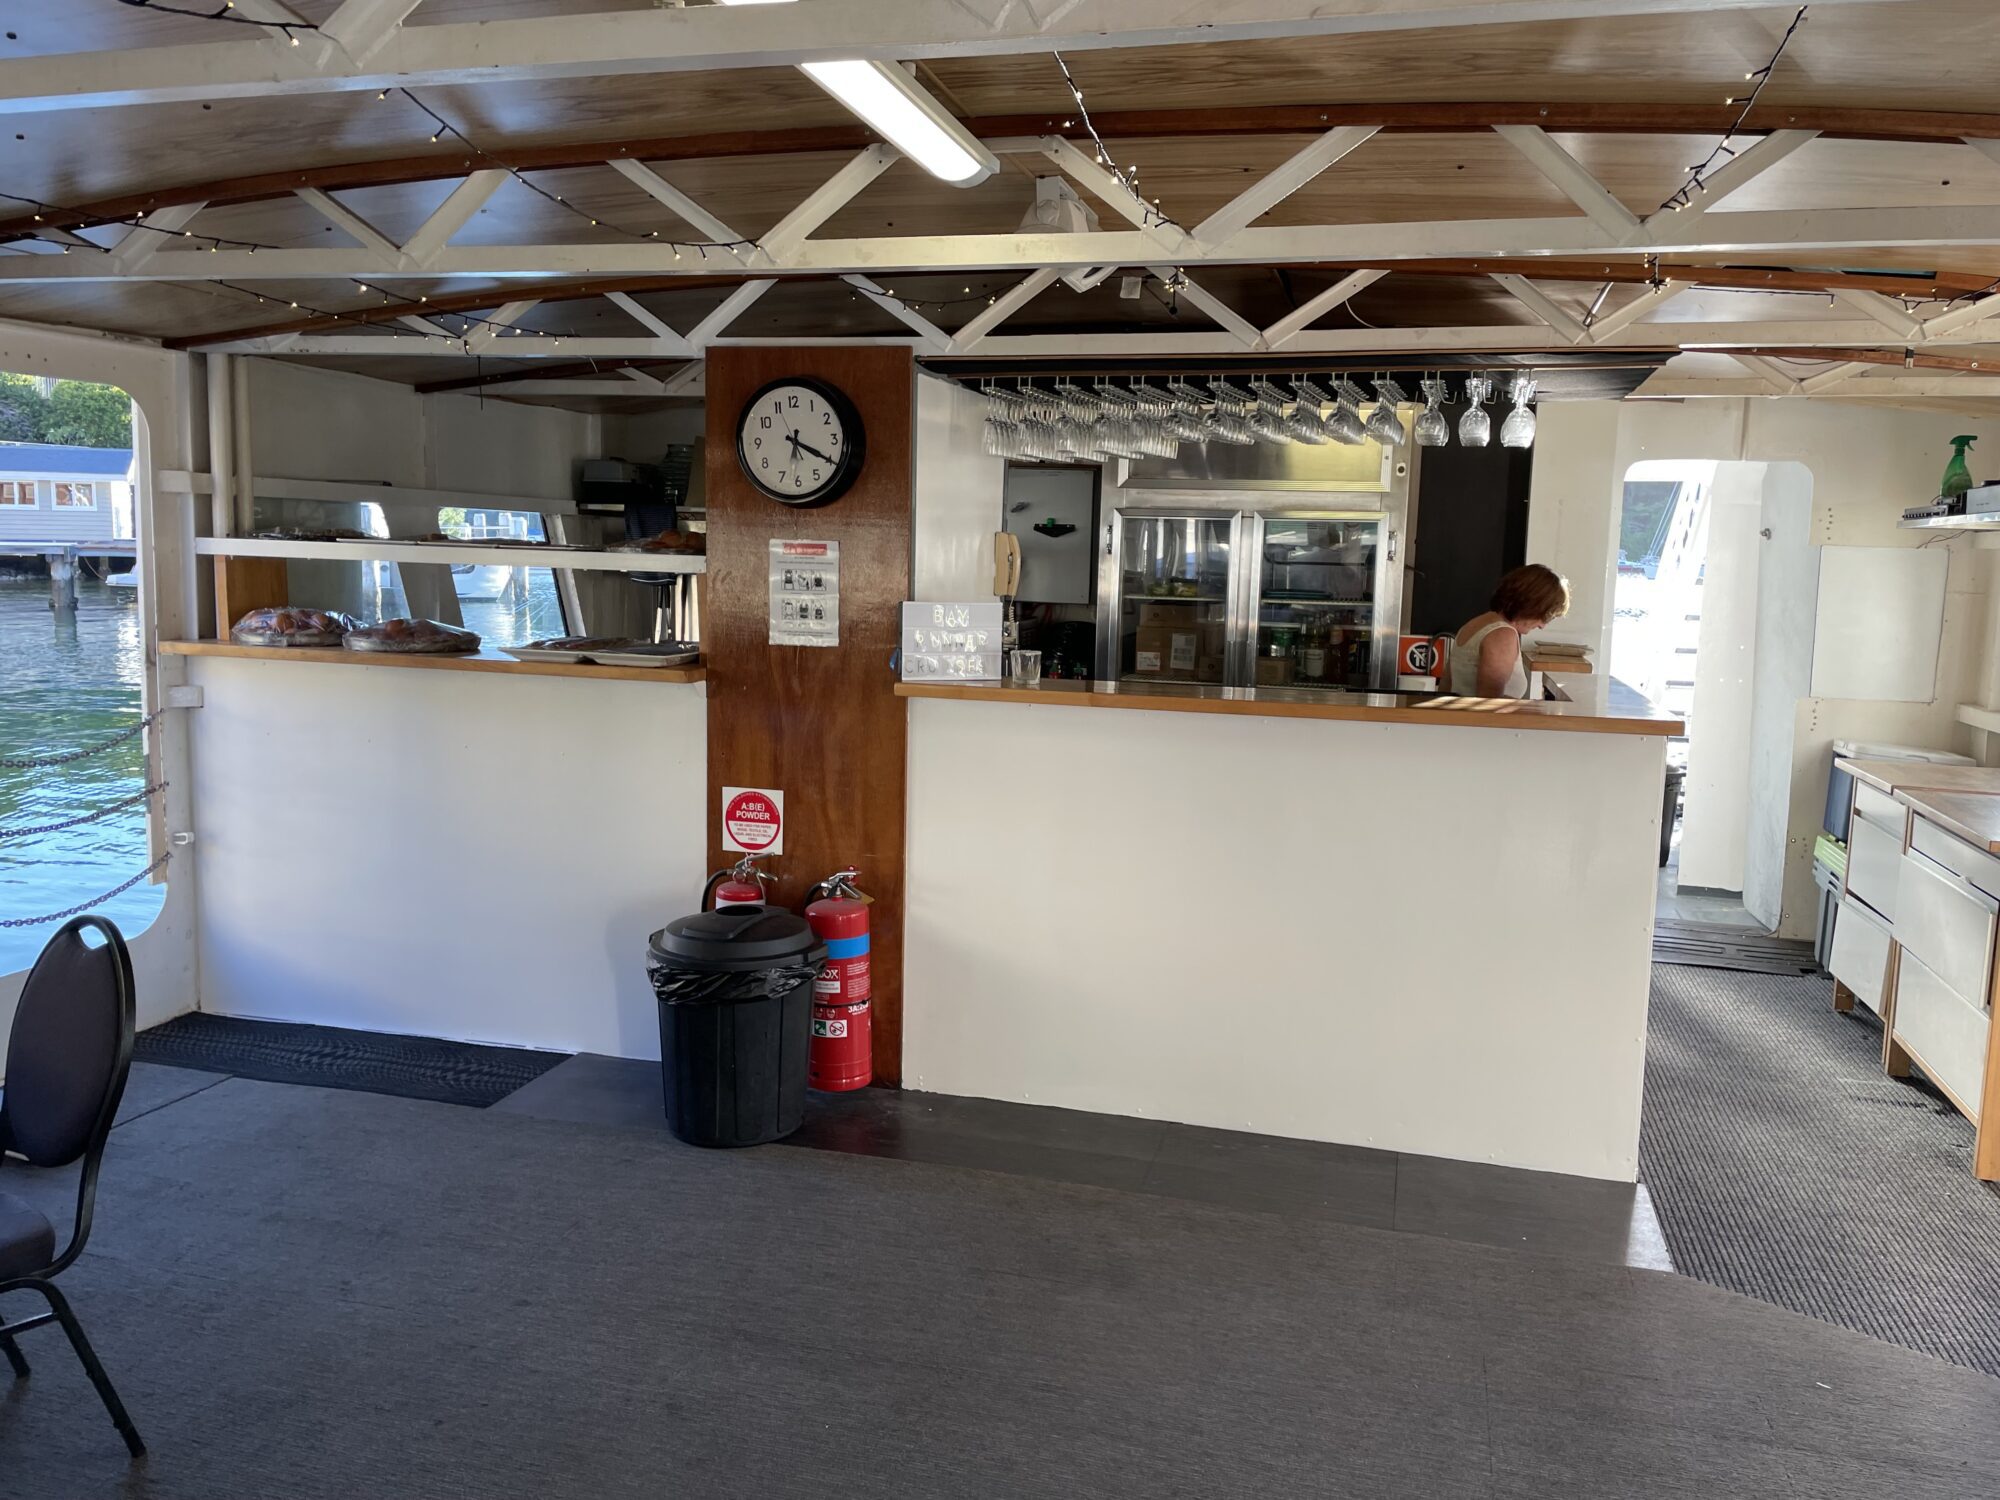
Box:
[737,378,864,507]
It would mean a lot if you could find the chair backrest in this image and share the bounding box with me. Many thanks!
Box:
[2,916,134,1170]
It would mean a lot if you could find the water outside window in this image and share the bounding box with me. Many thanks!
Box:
[0,573,165,973]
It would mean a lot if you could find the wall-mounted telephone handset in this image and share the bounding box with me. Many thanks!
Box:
[992,531,1023,599]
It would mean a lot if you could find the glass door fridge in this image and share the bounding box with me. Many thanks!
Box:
[1245,511,1398,691]
[1095,508,1242,688]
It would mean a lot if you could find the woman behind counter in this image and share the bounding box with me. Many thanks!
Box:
[1448,564,1571,699]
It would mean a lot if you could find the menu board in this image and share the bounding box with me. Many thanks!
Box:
[769,539,839,647]
[901,601,1003,681]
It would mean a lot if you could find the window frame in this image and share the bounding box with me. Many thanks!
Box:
[0,478,36,507]
[52,479,98,509]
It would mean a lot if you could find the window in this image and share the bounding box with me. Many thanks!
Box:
[0,480,33,506]
[53,481,95,509]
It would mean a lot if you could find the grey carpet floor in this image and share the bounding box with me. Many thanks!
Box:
[4,1078,1999,1498]
[1641,963,2000,1376]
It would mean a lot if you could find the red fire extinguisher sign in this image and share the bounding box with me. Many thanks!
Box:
[721,786,784,855]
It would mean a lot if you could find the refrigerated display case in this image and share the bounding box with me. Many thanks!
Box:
[1248,511,1394,691]
[1096,501,1402,691]
[1096,509,1241,687]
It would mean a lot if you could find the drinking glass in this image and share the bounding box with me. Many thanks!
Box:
[1459,374,1494,448]
[1009,649,1042,687]
[1415,377,1450,447]
[1501,373,1538,449]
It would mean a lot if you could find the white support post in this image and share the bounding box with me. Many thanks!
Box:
[1655,129,1820,222]
[604,291,694,353]
[1584,281,1680,341]
[1730,353,1804,395]
[397,314,457,338]
[294,187,410,264]
[1194,125,1379,248]
[758,146,898,263]
[953,267,1063,349]
[1493,125,1643,241]
[1490,273,1590,343]
[844,275,954,351]
[112,202,207,273]
[1799,360,1876,394]
[466,299,539,352]
[1922,293,2000,340]
[618,368,668,394]
[1042,137,1189,253]
[1832,288,1923,340]
[687,279,777,346]
[1262,268,1386,347]
[319,0,430,65]
[399,169,507,266]
[660,361,706,397]
[605,158,745,244]
[1148,265,1264,348]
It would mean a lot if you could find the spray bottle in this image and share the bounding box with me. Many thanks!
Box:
[1943,434,1977,502]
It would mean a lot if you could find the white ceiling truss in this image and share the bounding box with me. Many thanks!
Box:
[4,0,1996,406]
[0,0,1922,114]
[105,122,2000,404]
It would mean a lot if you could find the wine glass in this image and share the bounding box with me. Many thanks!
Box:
[1415,377,1450,447]
[1459,373,1494,448]
[1500,373,1538,449]
[1365,377,1407,447]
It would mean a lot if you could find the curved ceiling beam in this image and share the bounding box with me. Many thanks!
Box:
[8,101,2000,242]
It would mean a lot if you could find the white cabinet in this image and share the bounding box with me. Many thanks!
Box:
[1828,897,1893,1014]
[1894,849,1999,1004]
[1893,952,1989,1120]
[1846,816,1905,920]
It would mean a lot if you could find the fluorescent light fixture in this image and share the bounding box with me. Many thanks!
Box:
[800,60,1000,185]
[712,1,996,184]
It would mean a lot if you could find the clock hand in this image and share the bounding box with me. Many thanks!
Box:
[793,435,835,465]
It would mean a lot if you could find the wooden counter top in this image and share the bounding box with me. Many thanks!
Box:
[1899,789,2000,852]
[895,678,1681,737]
[1839,757,2000,797]
[162,639,705,685]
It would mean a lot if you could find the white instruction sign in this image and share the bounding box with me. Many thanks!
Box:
[770,539,840,647]
[721,786,785,855]
[900,601,1004,681]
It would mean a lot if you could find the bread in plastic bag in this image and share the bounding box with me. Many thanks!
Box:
[342,618,482,654]
[230,607,356,648]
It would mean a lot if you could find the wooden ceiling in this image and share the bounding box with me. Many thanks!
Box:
[3,1,1999,404]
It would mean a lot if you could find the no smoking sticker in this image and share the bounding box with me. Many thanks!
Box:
[721,787,784,855]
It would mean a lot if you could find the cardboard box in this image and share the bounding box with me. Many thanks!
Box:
[1133,624,1199,676]
[1138,598,1206,626]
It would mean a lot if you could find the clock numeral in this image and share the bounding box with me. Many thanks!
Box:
[759,415,772,430]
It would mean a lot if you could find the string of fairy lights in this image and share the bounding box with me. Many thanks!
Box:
[115,0,312,46]
[1657,4,1810,214]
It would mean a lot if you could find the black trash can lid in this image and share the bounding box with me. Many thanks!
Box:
[649,905,824,973]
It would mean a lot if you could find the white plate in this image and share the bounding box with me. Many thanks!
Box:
[500,646,590,663]
[584,648,704,668]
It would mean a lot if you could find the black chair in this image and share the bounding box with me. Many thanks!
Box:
[0,915,145,1457]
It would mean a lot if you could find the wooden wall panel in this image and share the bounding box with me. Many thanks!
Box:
[213,558,288,638]
[704,346,913,1084]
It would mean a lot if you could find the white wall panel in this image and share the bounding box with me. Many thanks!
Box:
[188,658,707,1058]
[912,371,1002,600]
[903,699,1664,1181]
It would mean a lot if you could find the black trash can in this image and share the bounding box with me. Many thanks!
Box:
[647,907,827,1148]
[1660,763,1686,868]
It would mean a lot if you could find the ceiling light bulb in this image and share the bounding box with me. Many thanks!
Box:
[799,59,1000,185]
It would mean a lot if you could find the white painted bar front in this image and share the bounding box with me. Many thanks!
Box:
[187,657,707,1058]
[902,698,1666,1181]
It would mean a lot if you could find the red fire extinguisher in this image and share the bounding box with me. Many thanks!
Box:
[804,868,872,1092]
[701,853,771,910]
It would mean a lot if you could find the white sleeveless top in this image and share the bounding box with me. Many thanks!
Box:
[1450,620,1528,699]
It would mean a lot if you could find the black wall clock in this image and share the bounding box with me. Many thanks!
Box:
[736,376,865,507]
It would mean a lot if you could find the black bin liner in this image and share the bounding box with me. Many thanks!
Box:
[647,907,826,1148]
